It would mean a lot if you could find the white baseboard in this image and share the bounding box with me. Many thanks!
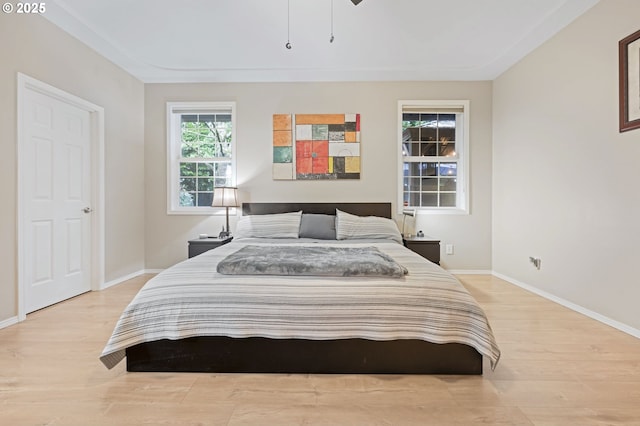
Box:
[447,269,493,275]
[100,269,162,290]
[0,316,19,330]
[2,270,165,329]
[493,271,640,340]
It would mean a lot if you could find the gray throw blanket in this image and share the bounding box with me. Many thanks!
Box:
[216,245,408,278]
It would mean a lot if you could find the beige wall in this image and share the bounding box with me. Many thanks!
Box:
[145,82,493,270]
[493,0,640,330]
[0,14,145,322]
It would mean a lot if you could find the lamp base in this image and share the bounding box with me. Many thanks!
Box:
[218,230,230,239]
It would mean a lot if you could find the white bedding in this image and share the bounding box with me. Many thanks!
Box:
[100,238,500,370]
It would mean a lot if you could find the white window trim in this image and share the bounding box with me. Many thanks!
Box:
[397,100,470,215]
[166,101,237,215]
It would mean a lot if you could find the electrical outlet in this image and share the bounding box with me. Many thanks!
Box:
[445,244,454,255]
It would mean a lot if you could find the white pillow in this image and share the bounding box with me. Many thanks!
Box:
[234,211,302,239]
[335,209,403,244]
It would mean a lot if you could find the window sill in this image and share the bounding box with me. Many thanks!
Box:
[400,207,469,215]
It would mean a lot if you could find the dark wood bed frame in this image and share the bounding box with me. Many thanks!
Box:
[126,202,483,374]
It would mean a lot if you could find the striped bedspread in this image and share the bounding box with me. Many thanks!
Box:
[100,239,500,370]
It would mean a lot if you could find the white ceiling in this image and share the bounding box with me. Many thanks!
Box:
[43,0,599,83]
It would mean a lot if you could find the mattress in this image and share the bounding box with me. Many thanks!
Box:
[100,238,500,370]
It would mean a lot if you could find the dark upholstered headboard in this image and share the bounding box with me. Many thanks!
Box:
[242,202,392,219]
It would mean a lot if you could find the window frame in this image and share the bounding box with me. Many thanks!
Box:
[166,101,237,215]
[397,100,470,215]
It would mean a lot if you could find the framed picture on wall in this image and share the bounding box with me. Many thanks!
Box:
[619,29,640,132]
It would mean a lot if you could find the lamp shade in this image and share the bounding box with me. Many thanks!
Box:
[212,187,239,208]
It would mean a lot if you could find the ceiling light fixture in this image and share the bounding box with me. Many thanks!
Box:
[350,0,363,5]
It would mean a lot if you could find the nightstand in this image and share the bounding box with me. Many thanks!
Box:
[188,236,233,258]
[403,236,441,265]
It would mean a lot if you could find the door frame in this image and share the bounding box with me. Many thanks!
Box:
[17,73,105,321]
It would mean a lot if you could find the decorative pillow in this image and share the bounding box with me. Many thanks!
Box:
[298,214,336,240]
[335,209,403,244]
[234,211,302,239]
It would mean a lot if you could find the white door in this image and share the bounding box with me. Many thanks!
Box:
[22,88,92,313]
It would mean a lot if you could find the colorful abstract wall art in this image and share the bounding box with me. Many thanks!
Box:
[273,113,361,180]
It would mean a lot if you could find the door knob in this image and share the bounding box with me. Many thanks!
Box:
[82,207,93,213]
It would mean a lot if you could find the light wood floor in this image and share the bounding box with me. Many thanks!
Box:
[1,274,640,425]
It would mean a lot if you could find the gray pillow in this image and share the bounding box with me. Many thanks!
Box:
[299,214,336,240]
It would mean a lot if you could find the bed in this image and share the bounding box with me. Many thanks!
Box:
[100,202,500,375]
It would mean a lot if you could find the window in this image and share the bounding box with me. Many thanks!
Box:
[398,100,469,213]
[167,102,236,214]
